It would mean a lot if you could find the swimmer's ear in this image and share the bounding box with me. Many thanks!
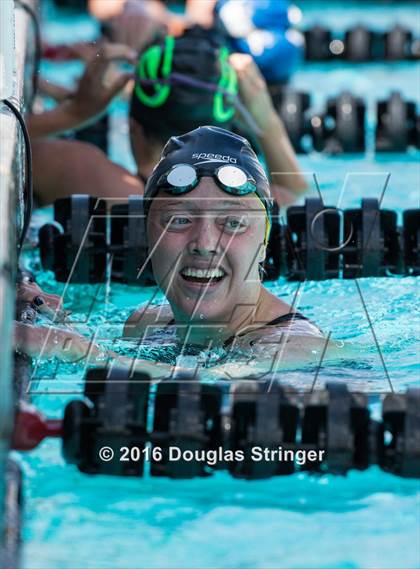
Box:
[257,242,266,263]
[258,262,266,281]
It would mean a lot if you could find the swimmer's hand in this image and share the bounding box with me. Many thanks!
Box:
[13,324,181,375]
[38,77,74,103]
[27,42,137,139]
[229,53,277,133]
[67,42,137,124]
[65,41,103,63]
[17,281,69,323]
[92,0,169,50]
[14,323,101,363]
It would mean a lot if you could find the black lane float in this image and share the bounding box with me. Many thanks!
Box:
[60,87,415,155]
[303,24,419,62]
[273,89,418,154]
[38,196,420,284]
[11,369,420,480]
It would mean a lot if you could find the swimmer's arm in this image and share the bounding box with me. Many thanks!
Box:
[38,77,74,103]
[123,304,173,338]
[118,335,363,381]
[88,0,125,20]
[16,321,362,381]
[229,54,307,202]
[28,43,135,139]
[13,322,175,379]
[185,0,216,27]
[33,139,143,206]
[27,101,93,139]
[258,115,309,204]
[110,355,180,380]
[207,336,362,380]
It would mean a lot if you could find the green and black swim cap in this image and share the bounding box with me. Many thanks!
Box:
[130,26,238,142]
[144,126,273,241]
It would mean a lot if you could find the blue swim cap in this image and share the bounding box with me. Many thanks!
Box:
[216,0,304,83]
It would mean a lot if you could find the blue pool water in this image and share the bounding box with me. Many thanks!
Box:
[18,2,420,568]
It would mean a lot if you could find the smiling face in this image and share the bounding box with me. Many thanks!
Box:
[146,178,268,324]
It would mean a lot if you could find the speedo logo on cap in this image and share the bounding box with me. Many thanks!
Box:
[192,152,237,164]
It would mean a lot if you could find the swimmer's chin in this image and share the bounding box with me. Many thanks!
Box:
[178,311,229,325]
[170,305,233,330]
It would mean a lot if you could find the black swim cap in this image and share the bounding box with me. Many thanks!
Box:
[144,126,272,214]
[130,27,238,142]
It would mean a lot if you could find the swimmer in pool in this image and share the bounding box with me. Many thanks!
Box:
[16,126,349,379]
[124,125,321,345]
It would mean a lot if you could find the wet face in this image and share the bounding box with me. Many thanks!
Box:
[147,178,267,323]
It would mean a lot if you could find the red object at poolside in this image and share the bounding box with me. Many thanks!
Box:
[42,44,75,61]
[11,402,63,451]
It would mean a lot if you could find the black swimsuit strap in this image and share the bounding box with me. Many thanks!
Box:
[165,312,310,348]
[223,312,309,347]
[263,312,308,326]
[166,312,307,327]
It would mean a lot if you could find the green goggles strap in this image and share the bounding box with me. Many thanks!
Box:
[135,36,175,108]
[135,37,237,122]
[213,47,238,123]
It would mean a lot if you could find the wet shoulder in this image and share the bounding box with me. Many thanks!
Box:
[124,304,173,338]
[231,316,324,350]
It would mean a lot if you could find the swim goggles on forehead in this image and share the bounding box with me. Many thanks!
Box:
[156,163,258,196]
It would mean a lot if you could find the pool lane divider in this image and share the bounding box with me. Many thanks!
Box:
[270,89,419,154]
[38,195,420,284]
[303,24,419,62]
[10,372,420,480]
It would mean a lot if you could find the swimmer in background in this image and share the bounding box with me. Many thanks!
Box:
[16,127,350,379]
[31,27,307,209]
